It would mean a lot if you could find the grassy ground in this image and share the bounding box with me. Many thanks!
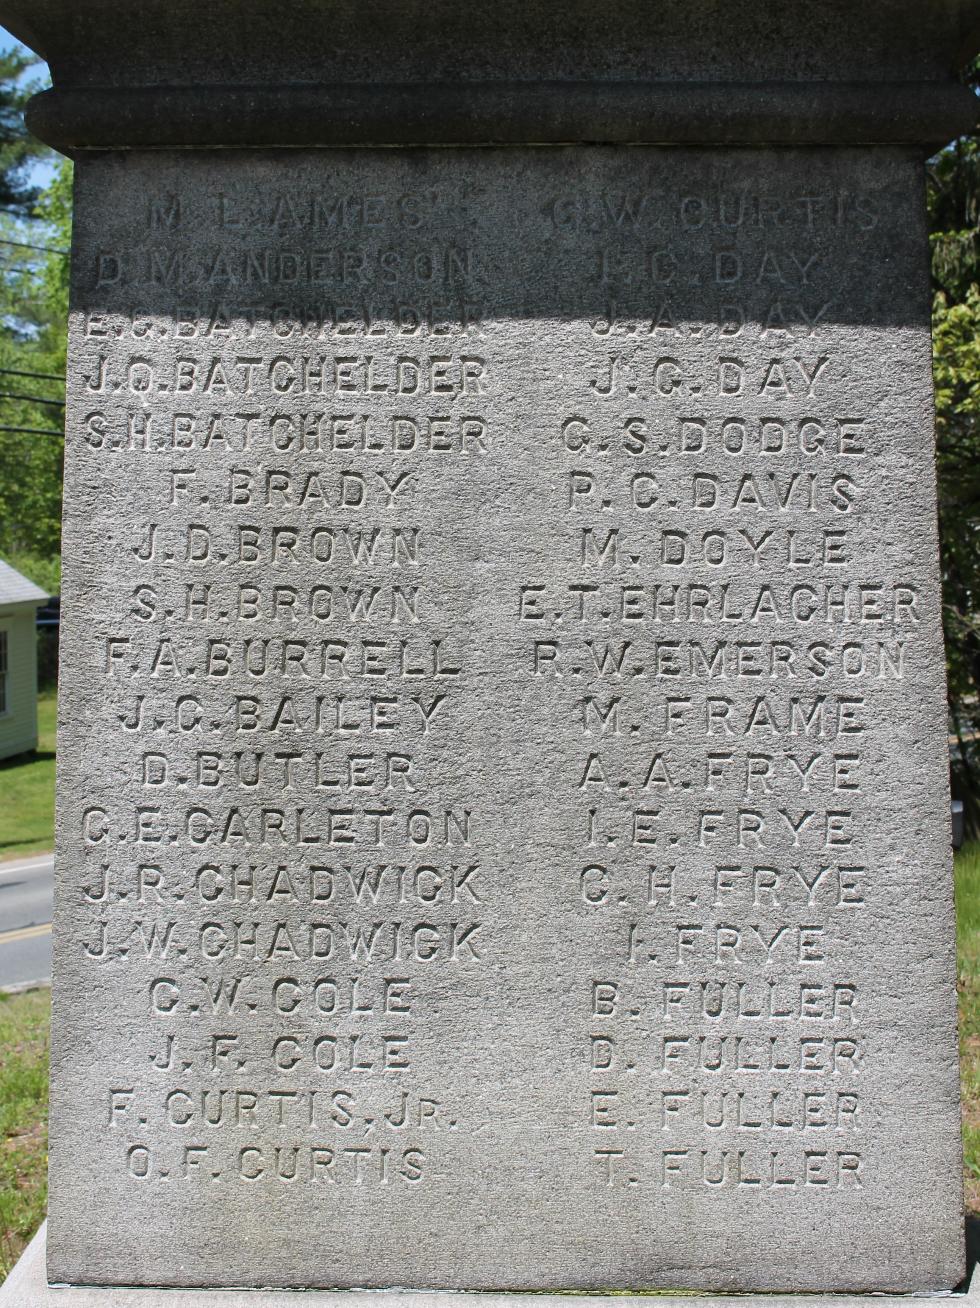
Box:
[958,841,980,1213]
[0,691,56,861]
[0,989,48,1279]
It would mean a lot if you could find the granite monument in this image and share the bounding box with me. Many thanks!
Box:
[0,0,977,1300]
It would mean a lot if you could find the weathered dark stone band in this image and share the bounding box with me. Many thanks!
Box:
[26,80,979,151]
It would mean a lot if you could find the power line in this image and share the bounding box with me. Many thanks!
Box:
[0,259,46,274]
[0,390,64,407]
[0,237,68,256]
[0,366,63,383]
[0,424,62,436]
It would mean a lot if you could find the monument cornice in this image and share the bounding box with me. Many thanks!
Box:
[2,0,980,153]
[20,80,980,152]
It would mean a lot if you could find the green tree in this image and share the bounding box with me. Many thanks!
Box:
[0,45,67,586]
[0,48,48,218]
[34,157,70,329]
[930,62,980,827]
[0,156,70,581]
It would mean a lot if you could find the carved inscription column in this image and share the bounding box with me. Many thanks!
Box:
[44,147,961,1291]
[58,159,501,1275]
[7,0,975,1295]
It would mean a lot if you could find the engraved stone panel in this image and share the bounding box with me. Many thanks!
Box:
[48,148,961,1292]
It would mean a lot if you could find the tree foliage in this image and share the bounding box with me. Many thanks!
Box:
[0,49,47,219]
[930,59,980,826]
[0,154,70,580]
[0,47,66,585]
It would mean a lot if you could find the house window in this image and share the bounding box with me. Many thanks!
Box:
[0,630,7,716]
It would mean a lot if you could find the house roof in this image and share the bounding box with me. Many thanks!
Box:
[0,559,48,608]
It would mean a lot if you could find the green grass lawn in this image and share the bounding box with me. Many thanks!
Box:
[0,989,48,1279]
[958,841,980,1213]
[0,692,56,861]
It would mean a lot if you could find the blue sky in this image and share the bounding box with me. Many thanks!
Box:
[0,24,45,72]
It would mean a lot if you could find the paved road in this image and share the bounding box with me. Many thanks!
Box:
[0,853,53,989]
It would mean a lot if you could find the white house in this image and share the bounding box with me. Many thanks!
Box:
[0,559,48,761]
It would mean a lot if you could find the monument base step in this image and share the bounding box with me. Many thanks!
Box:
[1,1226,977,1308]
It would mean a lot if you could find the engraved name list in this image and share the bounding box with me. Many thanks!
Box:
[48,148,958,1290]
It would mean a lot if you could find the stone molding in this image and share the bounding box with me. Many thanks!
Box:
[23,80,980,152]
[1,0,979,152]
[1,1227,978,1307]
